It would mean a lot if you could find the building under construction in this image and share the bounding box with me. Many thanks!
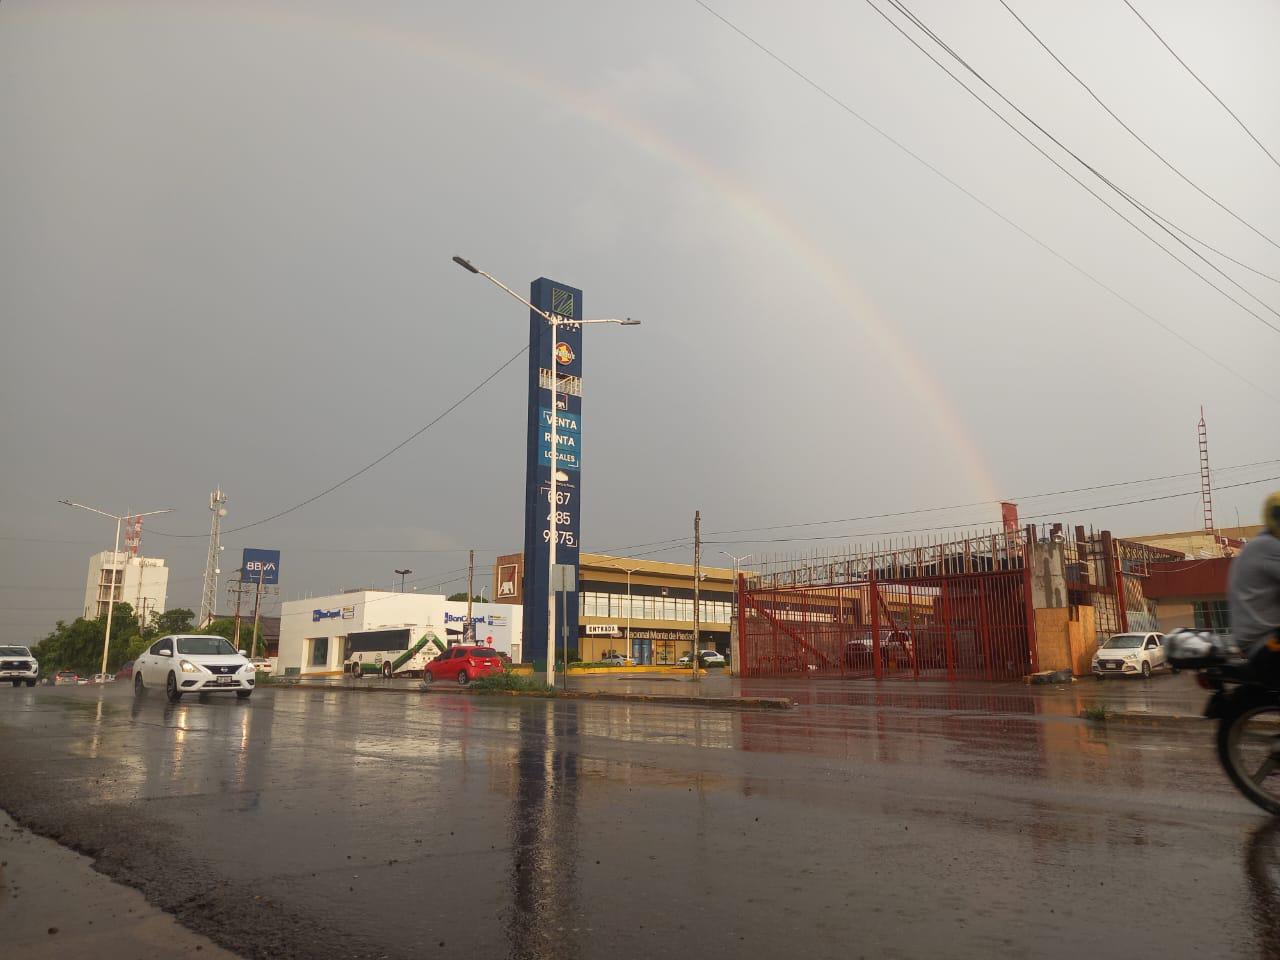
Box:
[735,524,1183,680]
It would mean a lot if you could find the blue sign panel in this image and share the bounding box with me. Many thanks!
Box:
[522,278,583,667]
[537,407,581,471]
[242,548,281,586]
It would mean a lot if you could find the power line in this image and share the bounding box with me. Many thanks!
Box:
[704,473,1280,545]
[998,0,1280,278]
[872,0,1280,335]
[706,457,1280,538]
[688,1,1279,403]
[1123,0,1280,173]
[149,342,530,538]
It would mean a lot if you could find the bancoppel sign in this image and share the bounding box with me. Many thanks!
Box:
[586,624,620,636]
[313,609,340,622]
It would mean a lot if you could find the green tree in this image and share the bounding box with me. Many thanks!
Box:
[447,593,486,603]
[202,617,248,650]
[148,607,195,637]
[33,602,141,676]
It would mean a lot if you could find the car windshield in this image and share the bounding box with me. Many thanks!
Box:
[176,636,239,656]
[0,646,30,657]
[1103,635,1144,649]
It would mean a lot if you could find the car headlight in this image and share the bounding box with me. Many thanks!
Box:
[179,659,201,673]
[241,662,256,672]
[1124,654,1138,661]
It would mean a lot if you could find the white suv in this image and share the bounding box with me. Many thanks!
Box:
[134,634,256,702]
[1,646,39,687]
[1092,632,1169,680]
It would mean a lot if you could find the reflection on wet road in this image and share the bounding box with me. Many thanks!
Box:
[0,681,1275,959]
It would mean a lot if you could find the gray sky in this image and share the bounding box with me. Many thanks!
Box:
[3,0,1277,643]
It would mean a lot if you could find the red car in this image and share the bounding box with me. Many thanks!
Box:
[422,645,504,686]
[115,660,135,681]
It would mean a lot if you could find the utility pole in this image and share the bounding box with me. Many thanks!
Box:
[200,489,227,627]
[136,597,151,637]
[227,571,250,652]
[693,510,701,680]
[466,549,476,644]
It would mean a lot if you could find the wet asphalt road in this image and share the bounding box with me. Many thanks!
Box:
[0,681,1278,960]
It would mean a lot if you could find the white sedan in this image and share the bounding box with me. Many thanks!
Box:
[133,634,257,702]
[1092,632,1170,680]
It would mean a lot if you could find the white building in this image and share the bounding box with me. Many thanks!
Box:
[83,551,169,622]
[276,591,523,676]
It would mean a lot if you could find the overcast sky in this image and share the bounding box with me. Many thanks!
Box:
[3,0,1277,642]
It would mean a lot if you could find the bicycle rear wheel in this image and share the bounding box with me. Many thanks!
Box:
[1219,702,1280,816]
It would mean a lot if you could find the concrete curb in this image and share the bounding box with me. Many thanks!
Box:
[267,680,795,711]
[1081,710,1207,728]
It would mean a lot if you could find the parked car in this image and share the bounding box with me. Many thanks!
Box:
[601,652,636,667]
[249,657,275,674]
[89,673,116,684]
[678,650,726,667]
[0,645,39,687]
[421,645,504,686]
[115,660,135,681]
[134,634,256,702]
[1092,632,1169,679]
[843,630,914,669]
[54,671,79,686]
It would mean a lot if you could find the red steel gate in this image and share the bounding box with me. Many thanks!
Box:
[738,534,1037,681]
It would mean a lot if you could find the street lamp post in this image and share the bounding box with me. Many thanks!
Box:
[452,256,638,688]
[395,568,412,593]
[721,551,753,673]
[59,500,173,678]
[604,563,641,663]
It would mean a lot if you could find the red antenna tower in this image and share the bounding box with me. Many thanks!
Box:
[1198,407,1214,532]
[125,514,143,557]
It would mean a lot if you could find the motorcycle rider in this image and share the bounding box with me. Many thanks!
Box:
[1229,491,1280,680]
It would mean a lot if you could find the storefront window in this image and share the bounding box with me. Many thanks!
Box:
[310,637,329,667]
[1193,600,1230,634]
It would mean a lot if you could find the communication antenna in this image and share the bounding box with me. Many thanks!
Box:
[199,488,228,626]
[1198,408,1214,532]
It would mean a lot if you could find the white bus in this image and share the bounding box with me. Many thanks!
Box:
[344,626,446,678]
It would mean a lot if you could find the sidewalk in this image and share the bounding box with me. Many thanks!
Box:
[0,811,238,959]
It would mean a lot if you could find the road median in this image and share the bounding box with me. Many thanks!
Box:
[266,678,794,710]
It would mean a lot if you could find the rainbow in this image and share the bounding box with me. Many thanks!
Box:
[57,0,1001,501]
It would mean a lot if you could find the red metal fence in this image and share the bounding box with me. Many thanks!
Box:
[739,572,1034,680]
[738,530,1036,680]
